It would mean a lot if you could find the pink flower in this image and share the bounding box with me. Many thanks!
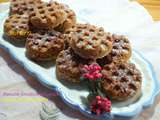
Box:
[82,64,102,81]
[90,96,111,115]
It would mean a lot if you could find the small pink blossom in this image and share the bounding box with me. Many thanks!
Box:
[82,64,102,81]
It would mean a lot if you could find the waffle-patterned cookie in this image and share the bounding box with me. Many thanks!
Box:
[101,62,142,102]
[25,30,64,61]
[67,24,113,59]
[10,0,41,15]
[97,34,131,66]
[55,4,76,32]
[4,14,30,41]
[56,48,94,83]
[29,1,67,29]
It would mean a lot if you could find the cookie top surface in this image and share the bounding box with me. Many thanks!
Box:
[56,48,93,72]
[10,0,41,15]
[56,48,94,82]
[29,1,67,29]
[97,34,131,65]
[26,30,64,49]
[101,62,142,101]
[4,14,29,38]
[67,24,113,59]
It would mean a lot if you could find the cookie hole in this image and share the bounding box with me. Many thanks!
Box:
[113,46,118,49]
[5,20,10,23]
[122,46,129,50]
[19,25,26,29]
[89,28,95,32]
[22,21,27,24]
[97,32,103,36]
[106,78,112,84]
[127,70,134,75]
[37,36,42,39]
[84,32,89,36]
[33,41,39,45]
[16,15,21,19]
[30,13,36,17]
[119,64,125,69]
[28,35,33,38]
[121,76,128,82]
[28,1,34,4]
[46,38,51,42]
[47,3,51,7]
[39,10,45,14]
[21,2,26,6]
[136,76,141,82]
[129,84,137,91]
[40,31,46,35]
[13,20,18,23]
[111,51,117,56]
[51,13,56,16]
[28,7,34,11]
[112,71,119,76]
[41,16,46,19]
[92,36,98,40]
[23,7,28,11]
[104,65,111,70]
[11,25,15,27]
[79,37,84,41]
[76,29,82,33]
[114,85,120,91]
[38,6,43,9]
[48,8,54,11]
[115,39,120,42]
[13,4,18,7]
[48,31,55,36]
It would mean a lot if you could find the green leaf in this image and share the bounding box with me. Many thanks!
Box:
[97,88,106,98]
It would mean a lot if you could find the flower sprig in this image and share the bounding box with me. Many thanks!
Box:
[80,63,111,115]
[91,96,111,115]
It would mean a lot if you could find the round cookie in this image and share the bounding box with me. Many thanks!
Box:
[55,4,76,32]
[25,30,64,61]
[101,62,142,103]
[4,14,30,41]
[97,34,131,66]
[67,24,113,59]
[56,48,94,83]
[29,1,67,29]
[10,0,41,15]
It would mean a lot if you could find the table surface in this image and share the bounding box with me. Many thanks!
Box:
[0,0,160,120]
[0,0,160,21]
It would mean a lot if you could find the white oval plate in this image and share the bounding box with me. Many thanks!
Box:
[0,1,160,119]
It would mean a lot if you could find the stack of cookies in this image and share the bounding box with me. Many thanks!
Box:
[56,23,142,103]
[4,0,76,61]
[3,0,142,103]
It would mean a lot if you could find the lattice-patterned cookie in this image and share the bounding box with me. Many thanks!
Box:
[101,62,142,102]
[29,1,67,29]
[97,34,132,66]
[56,48,94,83]
[66,24,113,59]
[25,30,64,61]
[4,14,30,41]
[10,0,41,15]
